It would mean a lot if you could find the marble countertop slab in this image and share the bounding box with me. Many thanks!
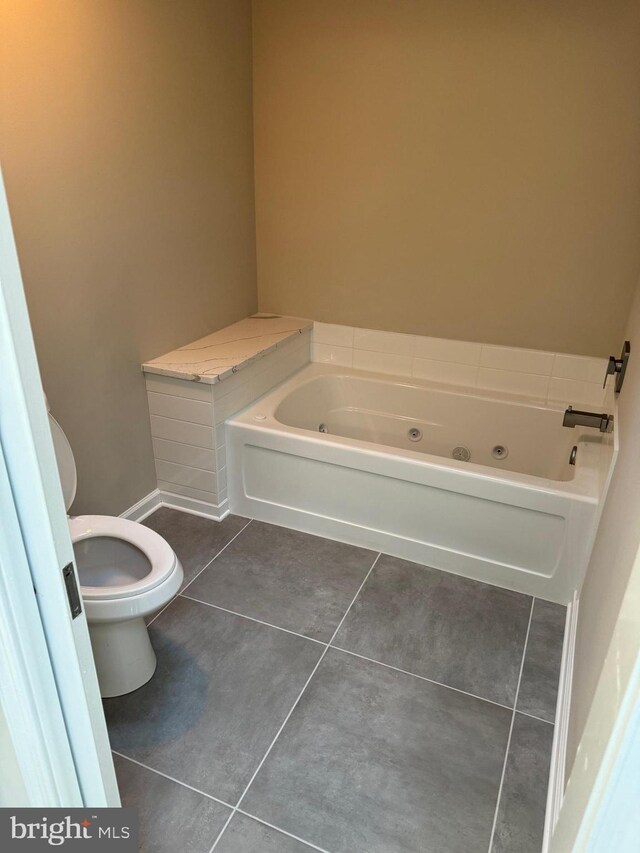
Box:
[142,314,312,384]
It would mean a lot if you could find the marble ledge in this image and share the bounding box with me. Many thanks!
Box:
[141,314,312,385]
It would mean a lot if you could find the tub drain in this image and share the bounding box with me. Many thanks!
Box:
[318,423,328,433]
[492,445,508,460]
[408,428,422,442]
[452,446,471,462]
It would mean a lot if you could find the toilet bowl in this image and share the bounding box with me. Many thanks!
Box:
[48,407,183,698]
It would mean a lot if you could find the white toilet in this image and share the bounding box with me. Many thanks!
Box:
[48,406,183,698]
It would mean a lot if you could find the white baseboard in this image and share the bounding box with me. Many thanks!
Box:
[157,490,229,522]
[119,489,162,522]
[543,590,579,851]
[120,488,228,523]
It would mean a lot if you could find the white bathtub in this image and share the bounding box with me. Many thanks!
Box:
[227,364,615,603]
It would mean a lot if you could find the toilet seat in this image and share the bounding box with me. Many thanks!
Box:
[69,515,178,601]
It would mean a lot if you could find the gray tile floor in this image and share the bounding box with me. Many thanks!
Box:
[105,509,566,853]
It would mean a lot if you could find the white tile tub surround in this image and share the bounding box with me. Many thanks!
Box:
[143,324,311,518]
[312,323,609,408]
[353,349,413,377]
[476,367,550,399]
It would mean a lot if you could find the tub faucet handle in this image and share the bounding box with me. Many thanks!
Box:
[603,340,630,392]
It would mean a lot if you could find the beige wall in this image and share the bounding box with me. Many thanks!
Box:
[3,0,639,519]
[1,0,257,514]
[566,277,640,777]
[253,0,640,356]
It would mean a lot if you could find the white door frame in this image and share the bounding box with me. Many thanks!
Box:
[0,167,118,806]
[550,537,640,852]
[585,658,640,852]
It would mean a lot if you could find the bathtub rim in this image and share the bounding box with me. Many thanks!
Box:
[227,362,611,502]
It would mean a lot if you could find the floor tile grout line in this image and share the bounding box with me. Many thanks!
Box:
[235,809,331,853]
[329,645,516,715]
[179,594,328,646]
[119,527,553,849]
[208,552,382,853]
[516,709,554,726]
[177,596,545,722]
[181,518,253,595]
[234,550,381,799]
[147,518,253,626]
[486,596,536,853]
[185,567,533,718]
[111,750,235,811]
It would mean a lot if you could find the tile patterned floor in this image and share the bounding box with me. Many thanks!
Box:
[106,509,566,853]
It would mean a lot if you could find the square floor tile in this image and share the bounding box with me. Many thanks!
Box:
[243,649,511,853]
[143,508,248,589]
[517,599,566,722]
[491,713,554,853]
[216,814,315,853]
[185,521,376,641]
[333,555,532,706]
[113,753,230,853]
[104,597,322,803]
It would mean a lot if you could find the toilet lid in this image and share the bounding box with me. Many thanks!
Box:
[48,414,77,512]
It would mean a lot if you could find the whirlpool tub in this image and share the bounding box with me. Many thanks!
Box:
[227,364,615,602]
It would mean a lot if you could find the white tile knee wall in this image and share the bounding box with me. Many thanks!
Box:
[145,330,311,512]
[313,323,609,408]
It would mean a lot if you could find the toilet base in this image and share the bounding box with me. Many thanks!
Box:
[89,617,157,698]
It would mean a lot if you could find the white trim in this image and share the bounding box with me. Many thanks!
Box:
[118,488,228,523]
[0,444,79,805]
[583,656,640,851]
[158,489,229,521]
[543,590,579,850]
[0,168,118,805]
[119,488,162,522]
[551,537,640,851]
